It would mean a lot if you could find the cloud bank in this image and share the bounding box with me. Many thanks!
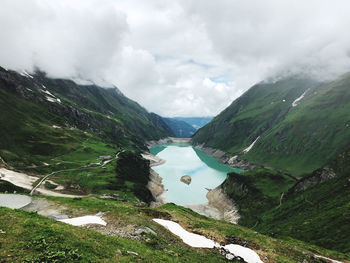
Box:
[1,0,350,116]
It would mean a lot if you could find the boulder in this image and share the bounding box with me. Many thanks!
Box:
[180,175,191,185]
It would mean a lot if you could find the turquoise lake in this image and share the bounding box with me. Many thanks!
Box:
[150,143,243,205]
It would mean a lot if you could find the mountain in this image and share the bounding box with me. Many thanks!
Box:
[162,118,196,137]
[192,74,350,175]
[221,145,350,253]
[173,117,213,130]
[0,67,172,201]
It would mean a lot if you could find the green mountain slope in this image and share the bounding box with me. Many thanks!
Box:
[162,117,196,137]
[0,67,172,201]
[221,145,350,253]
[192,74,350,175]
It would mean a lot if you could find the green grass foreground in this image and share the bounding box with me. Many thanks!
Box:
[1,196,349,263]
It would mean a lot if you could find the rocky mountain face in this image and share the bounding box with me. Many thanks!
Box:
[192,74,350,175]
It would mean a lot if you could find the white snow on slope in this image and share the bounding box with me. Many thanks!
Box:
[20,70,34,79]
[46,96,61,103]
[42,89,55,97]
[59,215,107,226]
[242,136,260,154]
[292,89,310,107]
[153,218,263,263]
[153,219,218,248]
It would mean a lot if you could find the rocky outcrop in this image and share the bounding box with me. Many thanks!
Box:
[192,142,256,170]
[185,186,240,224]
[206,187,240,223]
[290,166,337,193]
[180,175,191,185]
[147,169,165,208]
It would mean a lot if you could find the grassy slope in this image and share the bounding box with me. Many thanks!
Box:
[246,73,350,175]
[222,146,350,254]
[192,74,350,175]
[192,77,317,154]
[0,67,173,202]
[1,196,348,263]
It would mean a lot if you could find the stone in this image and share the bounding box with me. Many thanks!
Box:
[180,175,191,185]
[134,226,157,236]
[127,251,139,256]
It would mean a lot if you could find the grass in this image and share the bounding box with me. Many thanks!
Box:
[221,149,350,254]
[2,196,348,262]
[192,74,350,176]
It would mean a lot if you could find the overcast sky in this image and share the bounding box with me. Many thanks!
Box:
[1,0,350,117]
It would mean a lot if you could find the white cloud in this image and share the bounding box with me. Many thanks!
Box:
[1,0,350,117]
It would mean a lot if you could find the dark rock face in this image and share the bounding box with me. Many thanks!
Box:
[290,166,337,193]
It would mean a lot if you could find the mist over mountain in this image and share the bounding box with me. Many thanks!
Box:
[1,1,350,262]
[1,0,350,117]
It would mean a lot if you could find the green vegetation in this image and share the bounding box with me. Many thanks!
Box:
[0,67,173,200]
[114,151,154,203]
[222,146,350,254]
[192,74,350,175]
[1,196,348,263]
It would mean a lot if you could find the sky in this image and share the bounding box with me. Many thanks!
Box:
[1,0,350,117]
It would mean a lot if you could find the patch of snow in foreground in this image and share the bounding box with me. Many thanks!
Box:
[224,244,263,263]
[153,219,218,248]
[242,136,260,154]
[153,219,263,263]
[59,215,106,226]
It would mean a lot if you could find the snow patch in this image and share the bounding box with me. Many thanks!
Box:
[59,215,107,226]
[20,70,34,79]
[242,137,260,154]
[292,89,310,107]
[153,219,263,263]
[224,244,263,263]
[46,96,61,103]
[42,89,55,97]
[52,125,61,129]
[153,219,218,248]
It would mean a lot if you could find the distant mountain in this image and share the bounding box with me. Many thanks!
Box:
[173,117,213,130]
[162,118,196,138]
[192,74,350,175]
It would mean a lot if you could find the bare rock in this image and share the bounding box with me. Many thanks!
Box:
[180,175,192,185]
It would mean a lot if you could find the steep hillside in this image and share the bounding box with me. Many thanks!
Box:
[192,74,350,175]
[0,67,172,201]
[162,118,196,137]
[221,145,350,253]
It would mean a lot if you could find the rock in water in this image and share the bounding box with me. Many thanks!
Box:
[180,175,191,185]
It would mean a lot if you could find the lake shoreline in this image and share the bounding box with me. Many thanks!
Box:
[144,141,240,223]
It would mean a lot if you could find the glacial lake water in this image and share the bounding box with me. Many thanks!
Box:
[150,143,243,205]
